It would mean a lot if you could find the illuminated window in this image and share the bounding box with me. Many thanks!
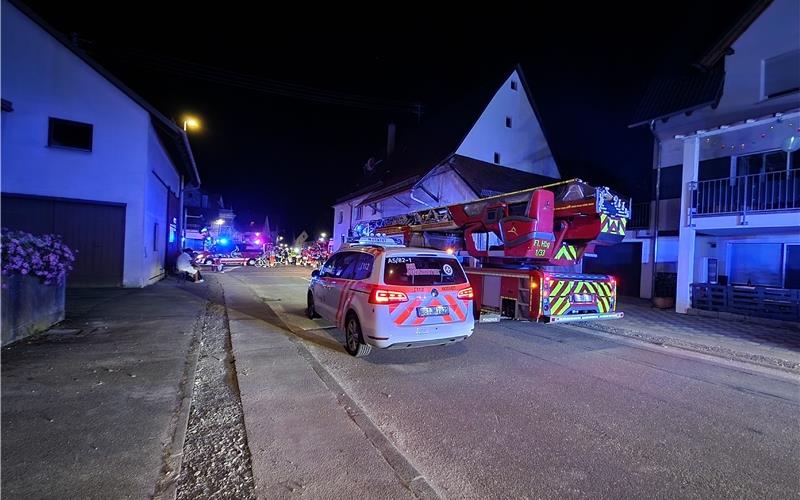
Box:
[48,117,93,151]
[505,116,512,128]
[493,152,501,164]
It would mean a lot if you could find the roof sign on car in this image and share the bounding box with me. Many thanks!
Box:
[352,236,405,247]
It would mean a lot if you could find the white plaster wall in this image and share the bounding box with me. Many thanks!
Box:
[144,124,181,284]
[456,70,560,178]
[1,1,149,286]
[655,0,800,140]
[412,169,477,208]
[332,194,366,251]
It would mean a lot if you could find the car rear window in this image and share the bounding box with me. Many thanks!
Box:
[383,256,467,286]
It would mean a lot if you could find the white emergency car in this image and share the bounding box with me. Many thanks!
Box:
[307,238,475,357]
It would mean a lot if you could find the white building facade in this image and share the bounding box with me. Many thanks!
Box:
[629,0,800,319]
[332,67,561,251]
[1,0,200,287]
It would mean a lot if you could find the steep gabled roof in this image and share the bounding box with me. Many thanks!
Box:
[338,64,556,201]
[629,0,773,127]
[447,155,556,197]
[7,0,201,187]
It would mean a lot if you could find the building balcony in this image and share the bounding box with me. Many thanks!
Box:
[691,168,799,217]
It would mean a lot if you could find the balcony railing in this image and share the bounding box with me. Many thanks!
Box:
[692,168,799,216]
[629,202,650,229]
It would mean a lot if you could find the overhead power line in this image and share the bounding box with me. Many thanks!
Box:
[92,47,425,116]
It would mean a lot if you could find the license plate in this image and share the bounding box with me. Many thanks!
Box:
[417,305,449,317]
[572,293,594,303]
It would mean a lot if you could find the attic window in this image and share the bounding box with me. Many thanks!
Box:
[510,80,518,91]
[505,116,512,128]
[763,49,800,99]
[493,152,501,164]
[48,117,93,151]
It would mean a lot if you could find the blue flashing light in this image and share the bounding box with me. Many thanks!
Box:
[219,238,229,245]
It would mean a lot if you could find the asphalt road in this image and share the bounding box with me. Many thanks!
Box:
[223,266,800,499]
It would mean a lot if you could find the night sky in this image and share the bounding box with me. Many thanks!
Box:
[23,1,754,238]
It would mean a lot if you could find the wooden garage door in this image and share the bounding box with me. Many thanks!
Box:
[1,195,125,287]
[583,242,643,297]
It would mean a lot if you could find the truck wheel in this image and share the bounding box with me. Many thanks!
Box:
[345,314,371,357]
[307,292,320,319]
[204,258,214,265]
[247,258,256,266]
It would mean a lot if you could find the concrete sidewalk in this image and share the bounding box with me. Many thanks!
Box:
[219,273,427,499]
[573,298,800,373]
[1,279,208,499]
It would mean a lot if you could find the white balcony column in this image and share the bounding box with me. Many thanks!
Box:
[676,136,700,313]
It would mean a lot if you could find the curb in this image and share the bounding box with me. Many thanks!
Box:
[226,273,440,499]
[562,322,800,380]
[153,301,205,500]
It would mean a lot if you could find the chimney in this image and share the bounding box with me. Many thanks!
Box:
[387,122,396,158]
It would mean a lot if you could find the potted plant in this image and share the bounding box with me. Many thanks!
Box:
[652,272,677,309]
[1,229,75,345]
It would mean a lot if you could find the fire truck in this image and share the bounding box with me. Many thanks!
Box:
[350,178,630,323]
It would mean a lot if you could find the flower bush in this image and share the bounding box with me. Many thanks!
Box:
[1,229,76,285]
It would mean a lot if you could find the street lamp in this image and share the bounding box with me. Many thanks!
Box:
[183,116,200,132]
[278,236,284,241]
[321,233,327,238]
[214,219,225,225]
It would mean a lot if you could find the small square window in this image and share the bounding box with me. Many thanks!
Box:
[48,117,93,151]
[493,152,501,164]
[505,116,512,128]
[510,80,518,91]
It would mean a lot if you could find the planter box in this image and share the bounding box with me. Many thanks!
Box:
[1,274,65,346]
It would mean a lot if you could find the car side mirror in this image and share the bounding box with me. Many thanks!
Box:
[311,270,320,279]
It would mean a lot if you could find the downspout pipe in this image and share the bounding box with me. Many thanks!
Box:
[179,174,185,248]
[649,120,661,300]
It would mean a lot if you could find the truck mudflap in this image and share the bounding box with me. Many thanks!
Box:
[547,311,624,323]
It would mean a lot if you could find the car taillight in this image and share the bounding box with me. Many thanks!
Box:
[457,287,474,300]
[369,289,408,304]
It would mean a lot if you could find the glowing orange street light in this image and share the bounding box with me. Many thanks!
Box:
[183,116,201,132]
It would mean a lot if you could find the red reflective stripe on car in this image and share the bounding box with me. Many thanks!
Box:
[394,298,422,325]
[340,287,357,329]
[444,295,466,322]
[335,282,352,326]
